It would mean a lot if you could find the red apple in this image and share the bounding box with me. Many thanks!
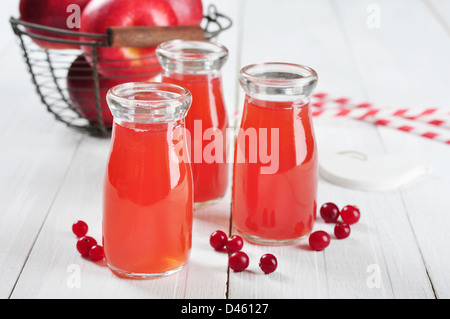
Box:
[80,0,178,78]
[19,0,92,50]
[67,55,154,127]
[166,0,203,25]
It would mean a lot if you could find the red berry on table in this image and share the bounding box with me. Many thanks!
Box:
[226,235,244,253]
[89,245,105,262]
[320,202,340,223]
[309,231,331,251]
[72,220,88,238]
[259,254,278,274]
[210,230,228,251]
[228,251,250,272]
[334,223,351,240]
[76,236,97,258]
[340,205,361,225]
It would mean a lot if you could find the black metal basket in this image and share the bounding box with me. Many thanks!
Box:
[10,5,232,137]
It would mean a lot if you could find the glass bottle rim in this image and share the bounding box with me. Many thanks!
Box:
[156,40,229,74]
[239,62,318,102]
[107,82,192,124]
[240,62,318,88]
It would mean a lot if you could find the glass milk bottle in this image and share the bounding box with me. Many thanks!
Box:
[156,40,230,208]
[233,63,319,245]
[104,82,193,278]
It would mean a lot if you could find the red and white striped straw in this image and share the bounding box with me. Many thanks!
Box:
[312,93,450,121]
[312,105,450,124]
[311,104,450,145]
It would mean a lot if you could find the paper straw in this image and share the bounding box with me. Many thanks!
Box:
[312,105,450,145]
[312,93,450,119]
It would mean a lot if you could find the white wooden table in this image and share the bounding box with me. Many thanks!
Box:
[1,0,450,299]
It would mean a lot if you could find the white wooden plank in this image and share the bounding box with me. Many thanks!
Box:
[335,0,450,298]
[0,0,19,54]
[228,0,434,299]
[0,117,82,299]
[0,4,84,297]
[333,0,450,109]
[428,0,450,36]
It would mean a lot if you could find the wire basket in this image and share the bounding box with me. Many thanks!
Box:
[10,5,232,137]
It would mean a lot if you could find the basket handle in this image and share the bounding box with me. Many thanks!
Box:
[107,26,205,48]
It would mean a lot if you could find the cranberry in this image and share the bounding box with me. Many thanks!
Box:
[334,223,351,239]
[228,251,250,272]
[259,254,278,274]
[341,205,361,225]
[309,231,331,251]
[320,203,340,223]
[210,230,228,251]
[89,245,105,262]
[226,235,244,253]
[76,236,97,257]
[72,220,88,238]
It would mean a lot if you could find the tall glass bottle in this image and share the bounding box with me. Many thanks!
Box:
[233,63,319,245]
[156,40,229,208]
[104,82,193,278]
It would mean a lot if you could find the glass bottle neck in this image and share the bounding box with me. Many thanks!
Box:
[156,40,229,75]
[107,82,192,125]
[113,118,185,132]
[163,69,222,82]
[239,63,318,103]
[245,94,310,110]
